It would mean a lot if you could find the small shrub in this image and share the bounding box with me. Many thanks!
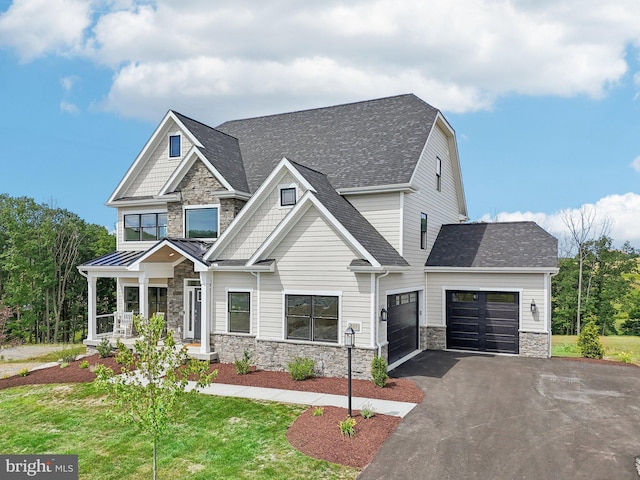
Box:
[287,356,315,381]
[338,416,357,437]
[312,406,324,417]
[371,355,388,388]
[18,367,29,377]
[59,351,77,364]
[79,360,90,369]
[360,403,375,419]
[59,362,69,369]
[577,321,604,359]
[618,351,632,364]
[96,338,112,358]
[233,350,253,375]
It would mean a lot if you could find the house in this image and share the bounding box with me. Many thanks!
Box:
[78,94,558,379]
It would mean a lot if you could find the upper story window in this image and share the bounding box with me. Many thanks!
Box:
[185,206,218,239]
[420,213,427,249]
[286,294,339,343]
[280,187,297,207]
[436,157,442,192]
[124,213,168,241]
[169,135,181,158]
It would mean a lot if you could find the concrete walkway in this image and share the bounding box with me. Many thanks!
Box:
[189,381,418,417]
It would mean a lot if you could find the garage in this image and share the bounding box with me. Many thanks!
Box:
[446,290,519,354]
[387,291,419,364]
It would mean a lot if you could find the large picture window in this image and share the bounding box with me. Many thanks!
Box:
[185,207,218,239]
[228,292,251,333]
[124,213,168,241]
[286,295,339,343]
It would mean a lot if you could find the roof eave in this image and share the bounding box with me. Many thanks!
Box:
[106,193,180,208]
[337,183,417,195]
[425,266,560,274]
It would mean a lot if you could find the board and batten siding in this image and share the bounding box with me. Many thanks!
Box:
[425,272,549,333]
[258,207,373,348]
[346,192,401,252]
[124,121,194,198]
[211,272,257,334]
[220,172,303,260]
[116,205,168,251]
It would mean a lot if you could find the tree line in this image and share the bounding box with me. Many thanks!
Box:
[0,194,115,345]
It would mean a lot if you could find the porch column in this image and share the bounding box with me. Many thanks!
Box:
[199,272,212,354]
[87,274,97,341]
[139,276,149,318]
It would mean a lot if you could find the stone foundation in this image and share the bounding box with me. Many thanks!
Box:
[210,334,378,380]
[422,325,446,350]
[519,331,550,358]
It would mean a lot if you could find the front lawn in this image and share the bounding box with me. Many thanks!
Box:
[0,383,357,480]
[552,335,640,364]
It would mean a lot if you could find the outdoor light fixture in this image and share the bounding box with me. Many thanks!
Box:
[344,325,355,416]
[530,300,537,313]
[380,308,388,322]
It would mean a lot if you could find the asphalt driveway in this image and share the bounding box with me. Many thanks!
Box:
[359,351,640,480]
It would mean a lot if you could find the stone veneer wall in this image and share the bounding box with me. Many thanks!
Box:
[519,331,550,358]
[211,333,379,380]
[167,260,198,341]
[422,325,446,350]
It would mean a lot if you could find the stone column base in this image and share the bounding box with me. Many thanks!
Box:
[519,331,550,358]
[421,325,446,350]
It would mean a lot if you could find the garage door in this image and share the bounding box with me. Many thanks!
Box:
[387,291,419,364]
[446,291,519,354]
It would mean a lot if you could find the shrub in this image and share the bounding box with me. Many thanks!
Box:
[287,356,315,381]
[96,338,112,358]
[371,355,388,388]
[312,406,324,417]
[59,350,77,364]
[233,350,253,375]
[338,416,357,437]
[360,403,375,419]
[618,352,632,364]
[18,367,29,377]
[59,363,69,369]
[577,321,604,359]
[79,360,90,369]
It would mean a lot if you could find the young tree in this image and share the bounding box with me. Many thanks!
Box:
[95,315,216,480]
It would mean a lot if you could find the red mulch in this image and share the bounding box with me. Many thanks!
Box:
[0,356,423,469]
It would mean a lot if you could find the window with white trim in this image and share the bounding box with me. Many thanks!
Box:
[124,213,168,241]
[286,295,339,343]
[280,187,297,207]
[169,135,181,158]
[436,157,442,191]
[420,213,427,249]
[228,292,251,333]
[184,207,218,239]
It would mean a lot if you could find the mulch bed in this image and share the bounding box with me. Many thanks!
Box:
[0,355,423,469]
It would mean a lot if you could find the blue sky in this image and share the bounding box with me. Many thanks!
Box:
[1,0,639,248]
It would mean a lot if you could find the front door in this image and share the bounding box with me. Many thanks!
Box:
[185,286,202,341]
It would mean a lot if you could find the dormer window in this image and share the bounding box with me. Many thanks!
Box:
[169,135,181,158]
[280,187,297,207]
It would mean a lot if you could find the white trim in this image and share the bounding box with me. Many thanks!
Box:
[107,195,179,208]
[225,288,253,335]
[426,266,560,274]
[388,349,422,371]
[282,290,343,345]
[127,239,209,270]
[278,183,298,209]
[370,273,376,348]
[398,191,404,256]
[337,183,416,195]
[168,132,182,159]
[183,204,220,240]
[159,147,236,195]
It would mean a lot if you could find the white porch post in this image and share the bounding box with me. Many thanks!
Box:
[139,276,149,318]
[87,274,97,341]
[199,272,212,354]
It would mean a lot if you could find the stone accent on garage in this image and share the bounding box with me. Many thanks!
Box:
[519,331,550,358]
[209,334,377,380]
[422,325,446,350]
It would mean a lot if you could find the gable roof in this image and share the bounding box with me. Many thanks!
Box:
[216,94,439,193]
[426,222,558,269]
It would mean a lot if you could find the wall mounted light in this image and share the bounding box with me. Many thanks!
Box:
[530,300,537,313]
[380,308,388,322]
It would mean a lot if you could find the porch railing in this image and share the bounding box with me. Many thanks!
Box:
[96,313,116,337]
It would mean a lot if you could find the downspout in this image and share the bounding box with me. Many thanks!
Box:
[250,271,260,338]
[375,270,390,357]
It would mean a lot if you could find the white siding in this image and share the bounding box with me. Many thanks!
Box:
[425,272,548,333]
[346,192,401,252]
[211,272,257,334]
[259,208,373,348]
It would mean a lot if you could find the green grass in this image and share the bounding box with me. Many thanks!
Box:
[0,384,357,479]
[552,335,640,364]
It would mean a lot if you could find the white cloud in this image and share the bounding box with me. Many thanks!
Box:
[631,156,640,173]
[0,0,91,61]
[480,192,640,249]
[60,101,79,114]
[60,75,79,93]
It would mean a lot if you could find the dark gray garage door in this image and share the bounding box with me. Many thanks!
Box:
[446,291,519,354]
[387,291,419,364]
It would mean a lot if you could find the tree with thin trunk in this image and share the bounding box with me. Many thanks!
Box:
[560,206,612,335]
[95,314,216,480]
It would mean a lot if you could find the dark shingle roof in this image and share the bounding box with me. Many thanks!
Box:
[426,222,558,268]
[216,94,439,193]
[173,112,249,192]
[291,161,408,267]
[164,238,214,264]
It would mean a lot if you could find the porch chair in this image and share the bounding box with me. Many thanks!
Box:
[113,311,134,337]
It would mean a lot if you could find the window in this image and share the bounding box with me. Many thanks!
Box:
[228,292,251,333]
[286,295,339,343]
[123,286,167,315]
[185,207,218,239]
[124,213,168,241]
[280,187,296,207]
[452,292,478,302]
[420,213,427,249]
[169,135,181,158]
[436,157,442,192]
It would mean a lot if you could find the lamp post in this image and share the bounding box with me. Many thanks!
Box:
[344,325,355,417]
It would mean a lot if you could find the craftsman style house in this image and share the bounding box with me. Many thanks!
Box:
[79,94,558,378]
